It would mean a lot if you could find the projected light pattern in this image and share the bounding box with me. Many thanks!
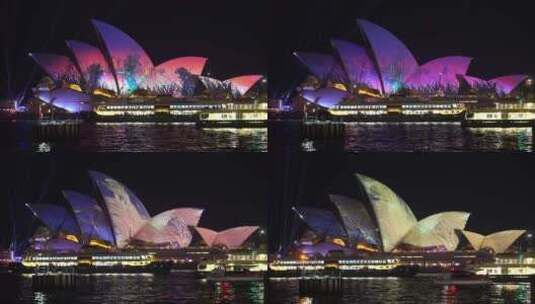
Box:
[302,88,348,108]
[89,170,151,248]
[405,56,472,91]
[91,19,154,94]
[357,19,419,94]
[66,40,118,92]
[489,75,528,94]
[295,19,526,99]
[35,88,93,113]
[331,39,382,92]
[29,53,81,83]
[63,190,115,244]
[227,75,263,96]
[134,208,204,248]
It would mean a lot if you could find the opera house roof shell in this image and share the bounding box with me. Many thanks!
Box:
[30,20,264,113]
[294,173,525,255]
[461,230,526,254]
[26,171,258,252]
[296,19,528,108]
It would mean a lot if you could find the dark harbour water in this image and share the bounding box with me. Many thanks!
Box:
[1,122,267,152]
[269,277,532,304]
[0,272,264,304]
[299,122,533,152]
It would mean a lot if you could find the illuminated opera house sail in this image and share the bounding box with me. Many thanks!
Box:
[295,19,529,110]
[29,20,265,114]
[25,171,259,252]
[291,173,524,257]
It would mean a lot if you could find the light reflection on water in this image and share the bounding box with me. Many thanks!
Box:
[1,122,267,152]
[0,272,264,304]
[269,278,532,304]
[304,123,533,152]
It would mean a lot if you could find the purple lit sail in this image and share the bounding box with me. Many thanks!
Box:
[35,88,93,113]
[65,40,118,93]
[91,19,154,94]
[489,75,528,94]
[301,88,347,109]
[293,207,347,238]
[357,19,419,95]
[42,239,82,252]
[29,53,81,83]
[405,56,472,91]
[297,242,355,257]
[294,52,346,82]
[26,203,81,236]
[331,39,382,92]
[63,190,115,244]
[89,170,151,248]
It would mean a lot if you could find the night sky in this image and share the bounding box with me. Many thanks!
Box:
[0,153,269,248]
[270,152,535,252]
[269,0,535,97]
[0,0,267,99]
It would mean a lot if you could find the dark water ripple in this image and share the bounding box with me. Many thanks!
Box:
[303,123,533,152]
[0,122,267,152]
[269,278,531,304]
[0,272,264,304]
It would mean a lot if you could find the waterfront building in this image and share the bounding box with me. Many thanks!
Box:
[289,173,524,259]
[293,19,530,120]
[28,20,266,123]
[24,171,260,254]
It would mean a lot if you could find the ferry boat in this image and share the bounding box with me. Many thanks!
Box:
[197,250,267,281]
[269,256,416,278]
[462,102,535,127]
[472,254,535,279]
[20,252,170,274]
[326,100,466,122]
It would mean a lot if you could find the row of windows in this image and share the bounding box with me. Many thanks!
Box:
[339,259,398,265]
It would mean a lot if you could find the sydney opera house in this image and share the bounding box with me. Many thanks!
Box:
[289,173,525,259]
[27,20,266,123]
[292,19,533,121]
[20,170,262,270]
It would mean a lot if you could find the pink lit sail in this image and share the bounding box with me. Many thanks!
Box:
[194,227,218,247]
[331,39,382,92]
[147,57,207,95]
[65,40,118,92]
[29,53,81,83]
[405,56,472,91]
[194,226,259,249]
[91,19,154,94]
[226,75,263,96]
[357,19,419,95]
[134,208,204,248]
[462,75,488,88]
[489,75,528,94]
